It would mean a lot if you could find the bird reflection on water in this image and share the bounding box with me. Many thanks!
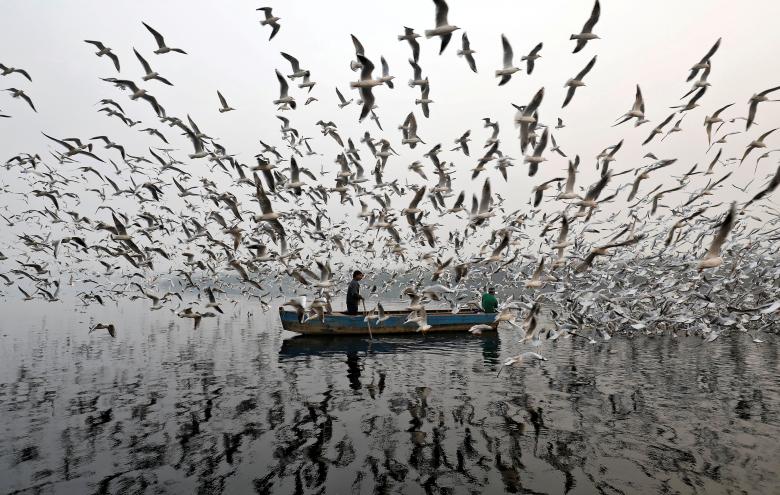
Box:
[1,302,779,494]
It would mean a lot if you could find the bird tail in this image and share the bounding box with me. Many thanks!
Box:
[569,34,576,40]
[408,80,416,88]
[424,30,435,38]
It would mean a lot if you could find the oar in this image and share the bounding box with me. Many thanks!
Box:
[362,299,374,340]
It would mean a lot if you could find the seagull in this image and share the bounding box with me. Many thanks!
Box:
[746,85,780,130]
[408,59,428,88]
[280,52,308,79]
[497,352,547,376]
[90,323,116,338]
[513,87,545,151]
[350,54,381,122]
[142,22,187,54]
[525,128,549,177]
[273,69,296,109]
[415,84,433,118]
[613,85,647,127]
[42,132,103,161]
[698,202,736,270]
[425,0,460,55]
[687,37,721,82]
[557,156,580,200]
[532,177,564,207]
[740,128,779,164]
[335,87,352,109]
[562,55,596,108]
[642,113,675,145]
[496,34,520,86]
[457,32,477,73]
[570,0,601,53]
[0,63,32,81]
[521,42,543,75]
[553,216,572,262]
[217,90,234,112]
[101,78,165,116]
[379,56,394,88]
[398,27,421,62]
[133,49,172,85]
[4,88,36,112]
[84,40,120,71]
[205,287,224,314]
[703,103,733,143]
[453,130,471,156]
[257,7,281,40]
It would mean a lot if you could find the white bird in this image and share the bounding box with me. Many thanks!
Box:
[335,87,352,108]
[84,40,120,71]
[495,34,520,86]
[142,22,187,54]
[133,49,172,85]
[457,32,477,73]
[273,69,296,109]
[521,42,543,75]
[570,0,601,53]
[350,55,381,122]
[497,352,547,376]
[698,202,736,270]
[217,91,234,113]
[257,7,281,40]
[563,55,597,108]
[425,0,460,55]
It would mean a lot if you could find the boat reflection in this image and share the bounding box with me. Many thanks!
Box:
[279,331,501,363]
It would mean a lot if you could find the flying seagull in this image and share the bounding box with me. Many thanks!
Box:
[570,0,601,53]
[425,0,460,55]
[257,7,281,40]
[84,40,120,71]
[142,22,187,54]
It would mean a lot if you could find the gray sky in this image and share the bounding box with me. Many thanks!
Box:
[1,0,780,266]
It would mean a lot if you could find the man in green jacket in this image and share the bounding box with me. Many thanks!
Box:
[481,287,498,313]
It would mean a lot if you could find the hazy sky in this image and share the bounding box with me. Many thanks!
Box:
[1,0,779,255]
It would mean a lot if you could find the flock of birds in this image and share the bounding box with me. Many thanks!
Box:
[2,1,780,370]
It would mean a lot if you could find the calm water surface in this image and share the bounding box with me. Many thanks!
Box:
[1,299,779,494]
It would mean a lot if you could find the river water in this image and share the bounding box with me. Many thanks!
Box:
[1,299,778,494]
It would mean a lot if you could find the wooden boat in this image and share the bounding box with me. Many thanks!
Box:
[278,307,498,335]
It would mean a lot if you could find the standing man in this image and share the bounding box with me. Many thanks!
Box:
[481,287,499,313]
[346,270,364,315]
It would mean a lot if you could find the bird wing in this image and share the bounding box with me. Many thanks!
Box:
[84,40,106,50]
[501,34,513,67]
[576,55,597,80]
[706,202,736,257]
[358,87,374,122]
[582,0,601,34]
[133,48,153,73]
[275,69,289,97]
[358,54,374,80]
[351,34,365,56]
[434,0,450,27]
[335,87,347,104]
[217,90,228,107]
[280,52,301,72]
[479,178,492,213]
[142,22,166,49]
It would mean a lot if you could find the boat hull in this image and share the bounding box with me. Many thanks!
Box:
[278,307,498,335]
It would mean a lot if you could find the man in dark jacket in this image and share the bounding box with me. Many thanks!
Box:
[346,270,364,315]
